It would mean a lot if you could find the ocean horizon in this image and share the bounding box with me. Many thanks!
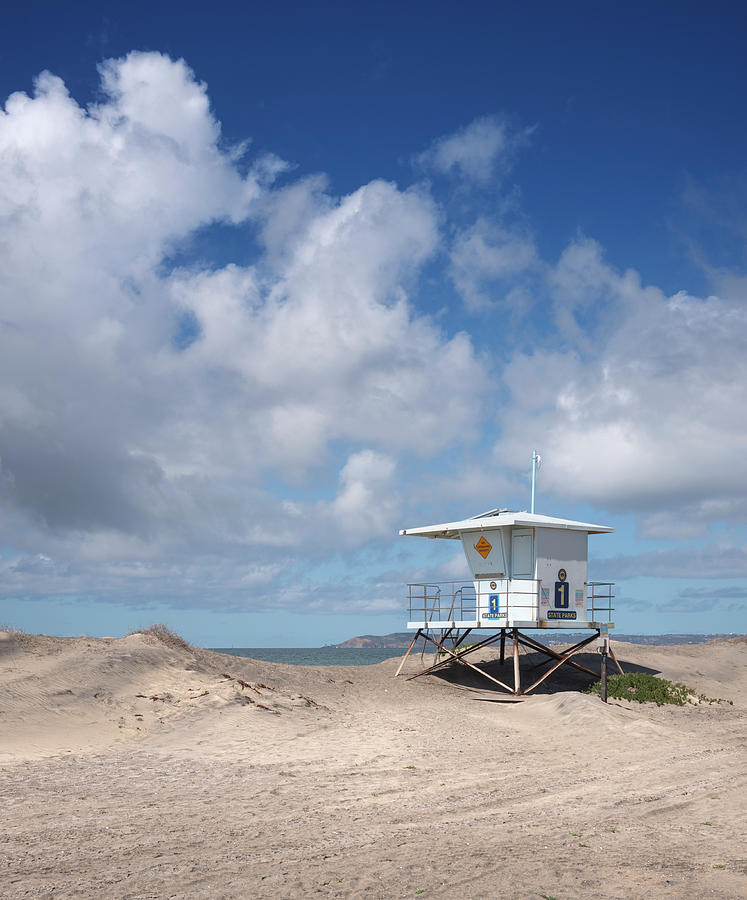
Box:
[210,633,737,666]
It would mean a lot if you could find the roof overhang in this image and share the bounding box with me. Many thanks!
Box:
[400,510,614,539]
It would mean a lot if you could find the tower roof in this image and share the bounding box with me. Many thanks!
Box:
[399,509,614,539]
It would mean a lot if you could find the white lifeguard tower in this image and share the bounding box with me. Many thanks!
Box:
[395,506,622,695]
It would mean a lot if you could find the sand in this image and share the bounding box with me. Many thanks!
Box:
[0,630,745,899]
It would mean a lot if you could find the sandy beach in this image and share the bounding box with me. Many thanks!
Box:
[0,630,745,899]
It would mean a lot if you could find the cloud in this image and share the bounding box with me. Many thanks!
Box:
[659,584,747,614]
[679,171,747,271]
[449,216,537,312]
[3,50,746,624]
[331,450,399,543]
[168,178,487,473]
[677,585,747,600]
[1,55,262,289]
[493,238,747,527]
[660,596,721,614]
[0,52,489,610]
[615,595,655,613]
[415,115,532,184]
[594,543,747,579]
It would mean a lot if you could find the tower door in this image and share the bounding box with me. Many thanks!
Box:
[511,528,533,578]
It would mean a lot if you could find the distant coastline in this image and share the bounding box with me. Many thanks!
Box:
[326,631,743,649]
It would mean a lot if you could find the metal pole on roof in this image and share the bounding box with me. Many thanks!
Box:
[531,450,541,514]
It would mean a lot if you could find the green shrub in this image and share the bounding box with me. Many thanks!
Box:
[586,672,728,706]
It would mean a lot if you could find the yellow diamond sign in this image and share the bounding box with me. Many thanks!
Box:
[475,536,492,559]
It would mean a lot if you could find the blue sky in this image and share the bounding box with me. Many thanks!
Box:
[1,1,746,645]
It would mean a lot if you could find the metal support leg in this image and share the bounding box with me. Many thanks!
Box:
[520,631,600,695]
[406,630,514,693]
[407,630,502,678]
[512,628,521,695]
[515,631,601,679]
[500,629,506,665]
[608,642,624,675]
[394,629,422,678]
[453,629,472,651]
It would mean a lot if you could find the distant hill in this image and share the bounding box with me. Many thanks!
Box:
[329,632,416,649]
[327,631,742,649]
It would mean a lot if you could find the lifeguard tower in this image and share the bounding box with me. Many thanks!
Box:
[395,505,622,695]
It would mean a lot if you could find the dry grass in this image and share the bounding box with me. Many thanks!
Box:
[127,623,193,652]
[0,624,32,648]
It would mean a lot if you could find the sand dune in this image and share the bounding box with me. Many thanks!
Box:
[0,631,745,898]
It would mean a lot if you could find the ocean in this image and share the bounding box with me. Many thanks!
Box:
[210,647,406,666]
[209,633,735,666]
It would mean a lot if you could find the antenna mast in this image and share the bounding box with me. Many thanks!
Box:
[531,450,541,513]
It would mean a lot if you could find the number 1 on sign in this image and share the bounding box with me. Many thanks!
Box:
[554,581,569,608]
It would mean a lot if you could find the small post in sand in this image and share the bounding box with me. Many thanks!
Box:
[600,642,608,702]
[600,630,609,703]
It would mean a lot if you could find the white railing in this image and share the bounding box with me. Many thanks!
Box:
[407,580,540,623]
[587,582,615,621]
[407,581,477,623]
[406,579,616,624]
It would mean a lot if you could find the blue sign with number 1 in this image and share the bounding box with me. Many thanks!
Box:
[554,581,569,608]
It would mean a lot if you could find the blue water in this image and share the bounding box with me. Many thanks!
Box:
[210,647,406,666]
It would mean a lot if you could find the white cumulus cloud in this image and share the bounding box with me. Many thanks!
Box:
[449,216,537,312]
[494,238,747,536]
[415,115,532,184]
[331,450,399,543]
[0,51,488,609]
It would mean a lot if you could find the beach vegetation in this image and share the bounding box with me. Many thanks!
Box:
[128,623,193,651]
[585,673,729,706]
